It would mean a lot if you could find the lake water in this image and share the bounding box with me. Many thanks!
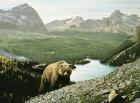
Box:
[71,58,115,82]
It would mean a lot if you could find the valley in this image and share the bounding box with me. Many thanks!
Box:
[0,2,140,103]
[0,30,128,64]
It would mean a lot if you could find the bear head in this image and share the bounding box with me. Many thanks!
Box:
[58,62,72,76]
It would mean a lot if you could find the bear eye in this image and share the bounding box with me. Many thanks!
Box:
[60,64,64,68]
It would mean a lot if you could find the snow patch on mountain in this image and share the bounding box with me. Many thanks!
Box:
[46,10,140,35]
[20,15,26,19]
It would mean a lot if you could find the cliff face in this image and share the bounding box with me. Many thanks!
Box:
[0,4,46,33]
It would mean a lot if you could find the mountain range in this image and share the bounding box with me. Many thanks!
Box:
[0,3,46,33]
[46,10,140,35]
[0,4,140,35]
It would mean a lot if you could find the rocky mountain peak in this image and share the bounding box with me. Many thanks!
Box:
[111,10,123,17]
[0,4,46,33]
[11,3,37,16]
[64,16,83,23]
[46,16,84,31]
[71,16,84,21]
[64,16,84,26]
[12,3,30,9]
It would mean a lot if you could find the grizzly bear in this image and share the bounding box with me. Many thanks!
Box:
[39,61,72,94]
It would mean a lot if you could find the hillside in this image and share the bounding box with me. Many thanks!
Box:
[0,4,46,33]
[0,56,41,103]
[25,30,140,103]
[102,35,140,66]
[46,10,140,35]
[26,57,140,103]
[0,31,138,103]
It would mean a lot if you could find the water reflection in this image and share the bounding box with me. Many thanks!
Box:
[71,58,114,82]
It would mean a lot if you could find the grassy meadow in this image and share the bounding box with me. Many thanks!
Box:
[0,30,128,64]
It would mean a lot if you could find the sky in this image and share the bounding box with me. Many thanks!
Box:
[0,0,140,23]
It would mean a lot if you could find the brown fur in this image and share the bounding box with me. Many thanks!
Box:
[39,61,72,94]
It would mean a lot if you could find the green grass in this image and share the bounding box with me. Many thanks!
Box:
[0,30,128,64]
[101,38,135,63]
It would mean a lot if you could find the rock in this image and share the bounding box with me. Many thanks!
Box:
[108,90,124,103]
[108,90,118,102]
[122,95,127,99]
[117,72,123,78]
[119,82,126,89]
[133,98,140,103]
[126,81,132,85]
[97,89,110,95]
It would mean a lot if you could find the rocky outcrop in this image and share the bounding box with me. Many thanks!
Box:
[26,58,140,103]
[0,4,46,33]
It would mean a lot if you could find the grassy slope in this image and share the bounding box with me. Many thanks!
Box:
[0,30,128,64]
[101,38,135,63]
[105,40,140,66]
